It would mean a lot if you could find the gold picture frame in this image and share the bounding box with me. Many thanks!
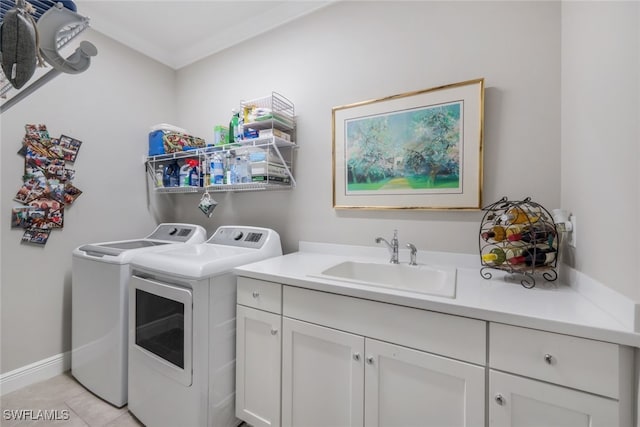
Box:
[332,78,484,210]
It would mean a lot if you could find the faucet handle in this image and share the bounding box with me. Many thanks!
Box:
[406,243,417,266]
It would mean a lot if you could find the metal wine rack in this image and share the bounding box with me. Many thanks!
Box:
[479,197,559,288]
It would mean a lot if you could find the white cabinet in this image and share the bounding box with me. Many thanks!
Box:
[235,278,283,427]
[234,276,636,427]
[281,317,485,427]
[365,338,485,427]
[282,318,364,427]
[489,323,633,427]
[280,286,486,427]
[489,370,619,427]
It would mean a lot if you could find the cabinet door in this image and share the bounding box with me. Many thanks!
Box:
[490,370,619,427]
[235,305,282,427]
[364,338,485,427]
[282,317,364,427]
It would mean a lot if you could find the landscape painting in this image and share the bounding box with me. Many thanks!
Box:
[345,101,462,195]
[332,78,484,209]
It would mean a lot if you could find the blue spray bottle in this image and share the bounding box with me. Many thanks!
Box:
[187,159,201,187]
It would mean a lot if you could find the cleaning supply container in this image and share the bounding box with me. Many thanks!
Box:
[179,161,191,187]
[163,160,180,187]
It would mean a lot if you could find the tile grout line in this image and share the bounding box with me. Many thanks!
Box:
[63,402,90,427]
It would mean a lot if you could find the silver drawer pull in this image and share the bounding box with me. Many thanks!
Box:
[495,394,505,406]
[366,356,374,365]
[353,353,360,361]
[544,353,554,364]
[252,291,260,298]
[270,328,278,335]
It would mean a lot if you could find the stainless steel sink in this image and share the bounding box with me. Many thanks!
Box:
[317,261,456,298]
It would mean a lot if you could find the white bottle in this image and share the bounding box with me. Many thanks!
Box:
[240,153,250,183]
[179,163,191,187]
[211,154,224,185]
[224,152,236,184]
[156,164,164,187]
[235,113,244,141]
[230,157,240,184]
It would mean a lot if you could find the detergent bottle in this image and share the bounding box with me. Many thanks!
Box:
[187,159,201,187]
[163,160,180,187]
[179,161,191,187]
[228,109,239,144]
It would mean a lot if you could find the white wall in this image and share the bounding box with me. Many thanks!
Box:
[561,1,640,302]
[172,1,561,255]
[0,30,176,374]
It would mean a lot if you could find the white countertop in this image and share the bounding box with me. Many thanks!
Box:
[234,242,640,348]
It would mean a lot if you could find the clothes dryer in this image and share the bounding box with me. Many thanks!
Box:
[71,223,206,407]
[127,226,282,427]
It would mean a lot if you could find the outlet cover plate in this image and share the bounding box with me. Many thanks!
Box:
[568,215,577,248]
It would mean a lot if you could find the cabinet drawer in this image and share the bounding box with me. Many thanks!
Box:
[284,286,486,365]
[490,323,625,398]
[237,277,282,314]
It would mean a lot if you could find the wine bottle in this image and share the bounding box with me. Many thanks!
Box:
[500,206,539,225]
[508,246,556,267]
[481,226,506,242]
[504,245,527,260]
[505,224,526,239]
[482,248,506,265]
[507,224,556,244]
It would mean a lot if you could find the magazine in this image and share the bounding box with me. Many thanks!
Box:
[57,135,82,163]
[21,227,51,245]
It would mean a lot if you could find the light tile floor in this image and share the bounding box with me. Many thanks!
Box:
[1,373,143,427]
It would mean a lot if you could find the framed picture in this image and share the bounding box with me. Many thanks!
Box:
[332,78,484,210]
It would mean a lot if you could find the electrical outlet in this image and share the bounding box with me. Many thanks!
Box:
[568,215,577,248]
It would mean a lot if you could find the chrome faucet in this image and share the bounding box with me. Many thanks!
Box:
[375,229,399,264]
[406,243,417,266]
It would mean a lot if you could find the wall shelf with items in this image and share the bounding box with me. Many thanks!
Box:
[146,135,297,193]
[479,197,559,289]
[145,92,296,194]
[240,91,295,136]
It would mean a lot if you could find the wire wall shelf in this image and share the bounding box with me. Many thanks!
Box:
[146,92,297,194]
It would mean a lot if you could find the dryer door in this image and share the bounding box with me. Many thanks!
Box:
[130,275,192,386]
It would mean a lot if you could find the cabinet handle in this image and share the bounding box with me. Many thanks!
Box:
[544,353,554,364]
[366,356,374,365]
[495,394,505,406]
[353,353,360,361]
[270,328,278,335]
[252,291,260,298]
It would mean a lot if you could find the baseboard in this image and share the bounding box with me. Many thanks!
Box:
[0,351,70,396]
[561,263,640,332]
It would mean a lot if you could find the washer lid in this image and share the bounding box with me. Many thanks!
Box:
[78,240,170,257]
[130,227,283,280]
[130,244,255,279]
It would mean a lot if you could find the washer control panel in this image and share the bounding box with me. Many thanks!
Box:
[208,226,272,249]
[147,224,202,242]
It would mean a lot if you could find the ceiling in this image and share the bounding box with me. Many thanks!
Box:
[74,1,334,70]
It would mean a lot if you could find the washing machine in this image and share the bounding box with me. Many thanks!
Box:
[71,223,207,407]
[127,226,282,427]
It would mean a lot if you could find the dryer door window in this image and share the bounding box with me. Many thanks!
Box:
[130,276,193,387]
[135,289,185,368]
